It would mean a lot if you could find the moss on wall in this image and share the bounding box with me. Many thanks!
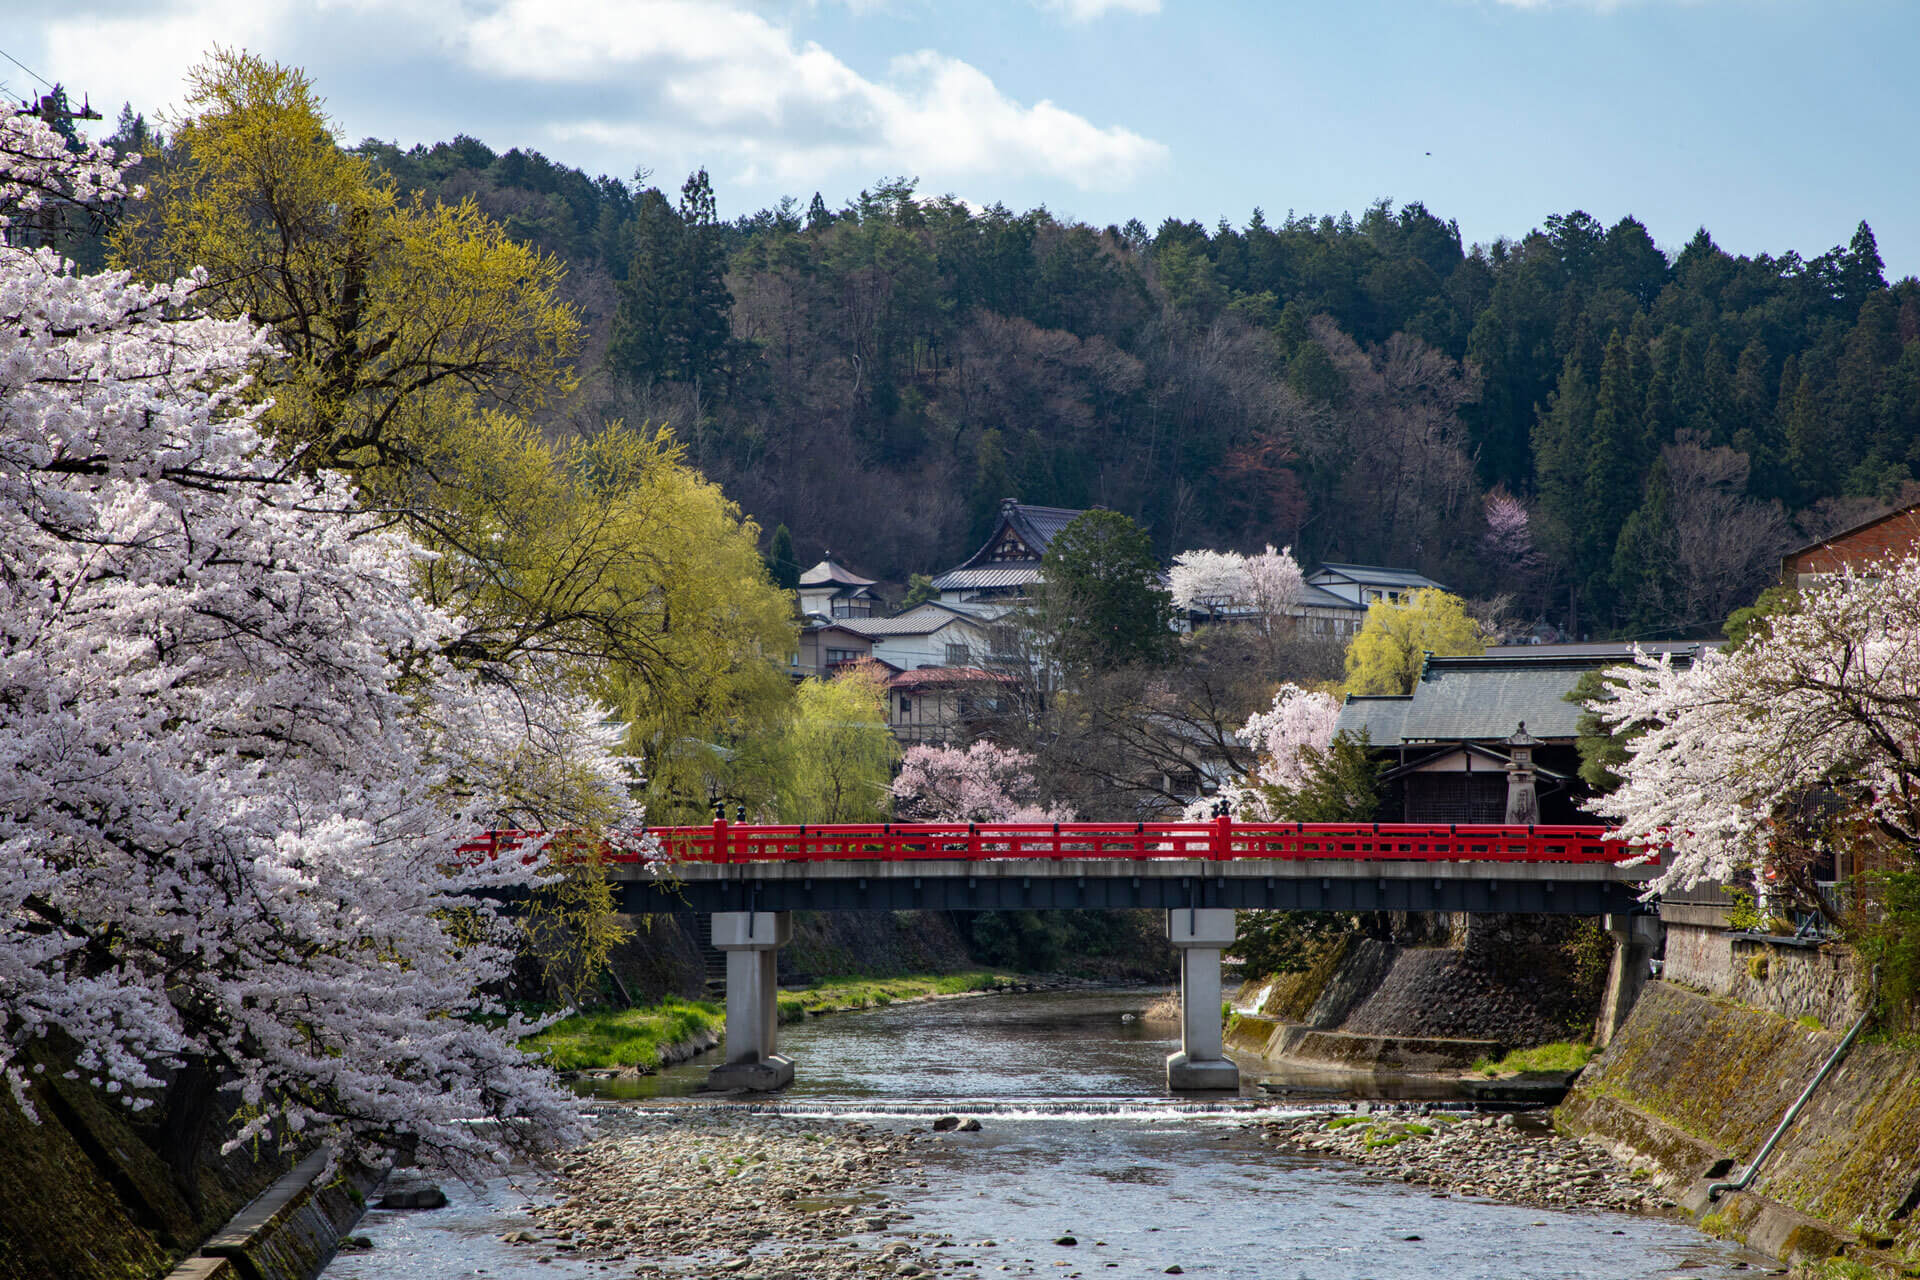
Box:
[0,1042,287,1280]
[1563,981,1920,1253]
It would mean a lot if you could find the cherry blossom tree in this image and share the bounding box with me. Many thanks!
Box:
[1244,544,1306,631]
[0,103,637,1193]
[1169,549,1249,611]
[0,100,132,234]
[1170,544,1304,633]
[892,742,1074,823]
[1185,683,1341,820]
[1593,558,1920,897]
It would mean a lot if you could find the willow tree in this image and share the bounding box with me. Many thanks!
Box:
[111,50,578,491]
[1342,588,1486,696]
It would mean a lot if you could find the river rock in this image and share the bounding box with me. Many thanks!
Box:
[932,1116,962,1132]
[376,1175,447,1209]
[958,1118,983,1132]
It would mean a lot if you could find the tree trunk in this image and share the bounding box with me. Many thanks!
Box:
[154,1058,216,1218]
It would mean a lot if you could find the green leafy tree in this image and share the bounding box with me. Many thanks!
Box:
[1037,509,1177,673]
[902,573,938,609]
[1342,589,1485,695]
[1567,669,1631,792]
[766,522,801,592]
[112,51,579,494]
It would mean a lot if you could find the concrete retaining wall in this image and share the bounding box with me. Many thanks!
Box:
[1559,980,1920,1268]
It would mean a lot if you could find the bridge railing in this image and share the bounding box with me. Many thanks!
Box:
[624,818,1644,865]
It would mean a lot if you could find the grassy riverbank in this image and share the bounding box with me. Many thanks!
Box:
[522,997,724,1071]
[524,970,1021,1071]
[1471,1041,1595,1076]
[775,970,1017,1022]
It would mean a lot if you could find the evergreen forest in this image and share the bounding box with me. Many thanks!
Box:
[91,106,1920,638]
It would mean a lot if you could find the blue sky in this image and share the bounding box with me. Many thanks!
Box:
[10,1,1919,273]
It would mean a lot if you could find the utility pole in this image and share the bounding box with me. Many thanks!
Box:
[27,84,102,248]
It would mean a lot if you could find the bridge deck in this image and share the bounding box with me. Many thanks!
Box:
[475,821,1656,914]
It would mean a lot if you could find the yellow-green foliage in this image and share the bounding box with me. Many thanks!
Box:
[113,50,578,491]
[519,837,632,1007]
[772,666,899,823]
[1472,1041,1595,1076]
[1342,589,1487,696]
[521,997,722,1071]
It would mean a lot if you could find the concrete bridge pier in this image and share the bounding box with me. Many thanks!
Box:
[706,911,794,1091]
[1166,907,1241,1091]
[1595,912,1662,1048]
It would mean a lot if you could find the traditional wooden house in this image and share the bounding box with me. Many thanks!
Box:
[931,499,1085,613]
[834,604,999,673]
[1306,562,1449,608]
[885,666,1015,746]
[1336,643,1713,824]
[1779,501,1920,586]
[798,557,884,619]
[793,620,878,679]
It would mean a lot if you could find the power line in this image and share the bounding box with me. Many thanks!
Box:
[0,45,55,93]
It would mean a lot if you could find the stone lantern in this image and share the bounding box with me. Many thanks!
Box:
[1504,722,1541,825]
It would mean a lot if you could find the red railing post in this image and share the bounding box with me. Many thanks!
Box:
[712,816,729,864]
[1211,812,1231,861]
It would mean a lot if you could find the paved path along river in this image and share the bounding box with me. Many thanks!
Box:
[323,988,1776,1280]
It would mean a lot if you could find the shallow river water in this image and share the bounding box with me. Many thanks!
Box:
[323,988,1776,1280]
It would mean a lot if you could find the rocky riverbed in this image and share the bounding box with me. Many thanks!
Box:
[1254,1108,1677,1214]
[514,1106,942,1278]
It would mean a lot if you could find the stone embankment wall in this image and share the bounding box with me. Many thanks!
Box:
[1560,977,1920,1269]
[1231,914,1609,1068]
[1665,919,1862,1030]
[0,1042,288,1280]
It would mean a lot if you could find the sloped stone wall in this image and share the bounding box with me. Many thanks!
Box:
[0,1043,286,1280]
[1561,980,1920,1262]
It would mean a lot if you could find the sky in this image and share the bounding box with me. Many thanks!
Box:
[8,0,1920,274]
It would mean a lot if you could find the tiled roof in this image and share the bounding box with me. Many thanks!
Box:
[799,558,876,588]
[1336,650,1708,746]
[1299,583,1367,612]
[930,564,1042,592]
[885,666,1013,690]
[1309,562,1448,592]
[835,613,984,638]
[1002,503,1083,556]
[946,500,1087,575]
[1482,642,1721,659]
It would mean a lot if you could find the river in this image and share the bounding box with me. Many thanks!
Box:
[322,988,1776,1280]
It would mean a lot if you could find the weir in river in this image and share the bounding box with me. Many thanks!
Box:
[323,988,1773,1280]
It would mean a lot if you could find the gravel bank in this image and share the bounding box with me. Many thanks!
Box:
[515,1107,940,1278]
[1254,1109,1677,1214]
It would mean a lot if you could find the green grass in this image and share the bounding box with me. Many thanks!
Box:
[1327,1115,1372,1130]
[1799,1014,1826,1031]
[1471,1041,1596,1077]
[521,997,723,1072]
[774,971,1015,1023]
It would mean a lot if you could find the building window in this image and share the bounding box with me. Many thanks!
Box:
[944,642,972,665]
[899,697,912,715]
[826,647,861,665]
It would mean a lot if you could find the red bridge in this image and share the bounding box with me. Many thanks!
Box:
[563,819,1658,1093]
[629,817,1635,865]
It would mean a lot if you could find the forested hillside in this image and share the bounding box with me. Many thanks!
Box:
[99,114,1920,637]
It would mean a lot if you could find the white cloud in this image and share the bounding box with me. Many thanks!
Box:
[453,0,1168,189]
[1041,0,1161,20]
[31,0,1167,194]
[40,0,279,120]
